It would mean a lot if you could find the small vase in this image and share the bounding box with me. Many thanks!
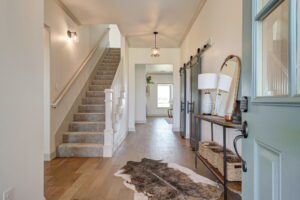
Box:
[232,100,241,124]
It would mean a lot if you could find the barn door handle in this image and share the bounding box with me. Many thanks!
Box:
[181,101,185,112]
[234,121,248,172]
[187,101,194,113]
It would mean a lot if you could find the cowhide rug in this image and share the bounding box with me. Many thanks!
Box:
[115,158,223,200]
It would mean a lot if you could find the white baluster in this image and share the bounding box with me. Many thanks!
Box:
[103,89,114,157]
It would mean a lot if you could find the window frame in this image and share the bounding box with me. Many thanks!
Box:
[156,83,173,108]
[252,0,300,105]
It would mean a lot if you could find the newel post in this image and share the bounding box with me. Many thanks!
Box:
[104,89,114,157]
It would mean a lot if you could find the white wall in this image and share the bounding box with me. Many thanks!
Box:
[146,73,173,117]
[180,0,242,152]
[0,0,44,199]
[109,24,121,48]
[135,65,147,123]
[44,0,109,158]
[128,48,181,131]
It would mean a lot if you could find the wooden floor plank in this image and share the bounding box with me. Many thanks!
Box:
[45,117,240,200]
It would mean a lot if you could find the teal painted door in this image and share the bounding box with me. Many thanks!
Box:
[242,0,300,199]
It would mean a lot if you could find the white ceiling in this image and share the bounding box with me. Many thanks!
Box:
[61,0,205,47]
[146,64,173,74]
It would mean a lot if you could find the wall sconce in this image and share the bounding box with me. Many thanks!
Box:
[67,30,78,42]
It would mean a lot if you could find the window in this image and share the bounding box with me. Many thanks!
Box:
[256,0,289,96]
[157,84,173,108]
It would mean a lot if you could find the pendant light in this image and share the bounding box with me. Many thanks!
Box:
[151,32,160,57]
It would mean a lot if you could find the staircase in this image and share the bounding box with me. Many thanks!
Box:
[57,48,120,157]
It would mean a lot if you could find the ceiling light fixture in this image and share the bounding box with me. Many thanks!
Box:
[151,32,160,57]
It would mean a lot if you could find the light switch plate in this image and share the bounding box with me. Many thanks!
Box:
[3,188,14,200]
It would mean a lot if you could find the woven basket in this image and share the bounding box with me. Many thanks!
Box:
[199,142,219,159]
[207,147,232,168]
[217,154,242,182]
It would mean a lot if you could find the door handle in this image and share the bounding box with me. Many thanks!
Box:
[181,101,185,112]
[187,101,194,113]
[234,121,248,172]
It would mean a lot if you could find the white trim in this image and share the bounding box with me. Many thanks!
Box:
[172,127,181,132]
[44,151,56,161]
[147,114,169,117]
[103,129,114,157]
[54,0,81,25]
[135,120,147,124]
[128,127,136,132]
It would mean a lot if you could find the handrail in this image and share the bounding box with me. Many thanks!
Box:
[51,29,109,108]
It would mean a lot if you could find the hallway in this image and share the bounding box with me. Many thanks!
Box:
[45,118,240,200]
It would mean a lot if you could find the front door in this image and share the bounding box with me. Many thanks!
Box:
[242,0,300,199]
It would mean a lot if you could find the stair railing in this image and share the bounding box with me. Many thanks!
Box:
[103,57,124,157]
[51,28,110,108]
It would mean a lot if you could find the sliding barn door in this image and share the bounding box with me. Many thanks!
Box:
[179,67,187,138]
[189,56,201,150]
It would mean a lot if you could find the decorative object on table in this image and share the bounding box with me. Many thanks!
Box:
[232,100,242,124]
[146,75,154,95]
[224,113,233,122]
[197,73,218,115]
[213,55,241,117]
[207,147,233,168]
[199,141,220,159]
[115,158,223,200]
[217,154,242,182]
[214,74,232,115]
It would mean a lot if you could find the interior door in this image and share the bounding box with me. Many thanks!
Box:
[189,56,201,150]
[179,67,187,138]
[242,0,300,199]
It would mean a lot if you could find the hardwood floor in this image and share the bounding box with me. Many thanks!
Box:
[45,117,241,200]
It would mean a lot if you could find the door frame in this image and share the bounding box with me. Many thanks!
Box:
[43,25,52,161]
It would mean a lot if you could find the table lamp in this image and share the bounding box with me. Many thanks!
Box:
[198,73,218,115]
[214,74,233,115]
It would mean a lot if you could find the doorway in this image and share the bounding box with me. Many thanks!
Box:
[134,64,174,125]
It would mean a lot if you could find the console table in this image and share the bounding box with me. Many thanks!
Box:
[194,114,242,200]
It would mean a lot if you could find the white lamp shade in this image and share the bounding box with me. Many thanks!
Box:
[198,73,218,90]
[218,74,232,92]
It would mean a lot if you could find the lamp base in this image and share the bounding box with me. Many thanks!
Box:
[202,92,212,115]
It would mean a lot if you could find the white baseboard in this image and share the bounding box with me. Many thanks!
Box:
[103,145,113,157]
[128,127,136,132]
[135,120,147,124]
[44,151,56,161]
[147,114,168,117]
[172,127,180,132]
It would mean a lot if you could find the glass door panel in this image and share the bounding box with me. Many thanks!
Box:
[256,0,289,96]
